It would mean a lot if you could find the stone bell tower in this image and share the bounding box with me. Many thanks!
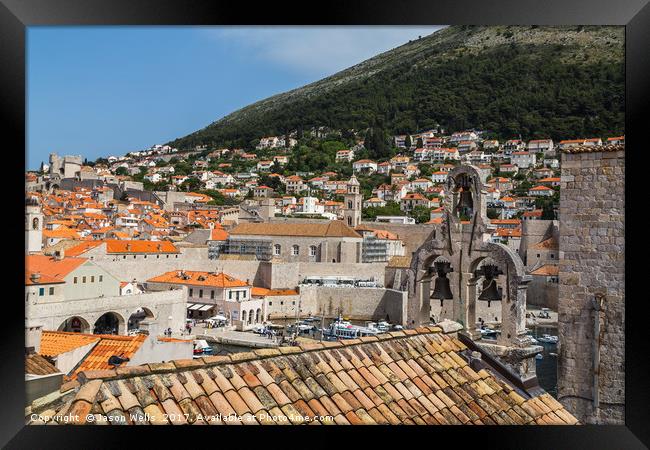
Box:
[26,197,43,254]
[399,164,541,385]
[343,174,362,228]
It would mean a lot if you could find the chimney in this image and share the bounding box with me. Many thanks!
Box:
[30,272,41,283]
[126,243,132,251]
[138,319,159,338]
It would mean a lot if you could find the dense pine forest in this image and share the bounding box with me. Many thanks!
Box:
[169,26,624,150]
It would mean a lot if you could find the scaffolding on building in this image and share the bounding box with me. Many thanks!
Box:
[208,239,273,261]
[362,236,388,263]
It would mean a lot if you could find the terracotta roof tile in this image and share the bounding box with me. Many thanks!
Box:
[31,328,577,426]
[266,383,292,407]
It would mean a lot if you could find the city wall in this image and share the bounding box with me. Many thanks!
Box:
[296,286,408,325]
[26,289,187,335]
[91,246,387,290]
[557,148,625,424]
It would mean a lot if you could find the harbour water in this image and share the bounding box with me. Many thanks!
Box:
[529,325,558,397]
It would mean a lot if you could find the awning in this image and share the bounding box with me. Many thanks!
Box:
[187,303,215,311]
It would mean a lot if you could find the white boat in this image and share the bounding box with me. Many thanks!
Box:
[193,339,213,358]
[366,321,391,333]
[323,317,379,340]
[535,354,544,360]
[479,327,498,337]
[537,334,559,344]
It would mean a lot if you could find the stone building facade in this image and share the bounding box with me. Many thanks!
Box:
[557,144,625,424]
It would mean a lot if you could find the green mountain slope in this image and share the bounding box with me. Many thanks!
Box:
[169,25,624,149]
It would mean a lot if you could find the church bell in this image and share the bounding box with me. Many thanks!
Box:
[457,188,473,213]
[475,264,503,307]
[430,261,454,306]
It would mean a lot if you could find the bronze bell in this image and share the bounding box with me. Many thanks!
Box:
[430,261,454,306]
[458,188,473,211]
[475,264,503,307]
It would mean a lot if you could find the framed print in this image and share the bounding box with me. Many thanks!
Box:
[2,0,648,447]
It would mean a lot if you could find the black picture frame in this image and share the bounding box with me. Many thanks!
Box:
[2,0,648,447]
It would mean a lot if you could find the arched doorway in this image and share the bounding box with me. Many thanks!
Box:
[255,309,261,323]
[94,312,125,335]
[128,307,155,332]
[248,309,254,324]
[58,316,90,333]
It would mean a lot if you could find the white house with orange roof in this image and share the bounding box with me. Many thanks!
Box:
[252,185,274,198]
[256,160,274,172]
[373,183,408,202]
[424,137,444,149]
[409,178,433,192]
[352,159,378,174]
[487,177,513,192]
[606,135,624,145]
[483,139,500,150]
[400,193,431,213]
[335,149,355,162]
[499,163,519,174]
[529,185,554,197]
[457,140,477,153]
[527,139,554,154]
[363,197,387,208]
[403,164,420,178]
[449,131,478,143]
[284,175,306,194]
[558,139,586,149]
[511,151,536,168]
[503,139,526,155]
[412,148,431,162]
[583,137,603,146]
[432,148,459,161]
[538,177,561,187]
[210,171,235,185]
[377,161,392,175]
[499,196,517,209]
[390,155,410,168]
[147,270,264,329]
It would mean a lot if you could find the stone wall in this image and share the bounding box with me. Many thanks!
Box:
[297,286,408,325]
[527,276,559,310]
[270,262,387,289]
[557,148,625,424]
[89,245,387,290]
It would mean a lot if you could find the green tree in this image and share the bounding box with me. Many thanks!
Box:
[404,135,412,149]
[115,167,129,176]
[362,201,402,220]
[410,205,431,224]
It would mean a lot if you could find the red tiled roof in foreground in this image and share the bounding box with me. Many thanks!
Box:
[27,328,578,425]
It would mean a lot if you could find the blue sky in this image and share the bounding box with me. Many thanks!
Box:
[27,26,444,170]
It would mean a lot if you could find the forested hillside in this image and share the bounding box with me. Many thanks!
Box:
[169,25,624,150]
